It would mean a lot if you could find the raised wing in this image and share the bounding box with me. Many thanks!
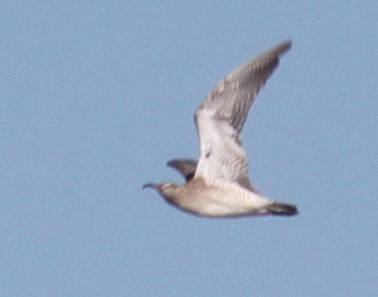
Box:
[167,159,197,182]
[194,41,292,189]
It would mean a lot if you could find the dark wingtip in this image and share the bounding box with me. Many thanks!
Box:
[281,39,293,49]
[268,40,292,58]
[167,158,197,168]
[167,159,197,182]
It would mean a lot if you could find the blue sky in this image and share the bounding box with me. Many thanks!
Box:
[1,2,377,296]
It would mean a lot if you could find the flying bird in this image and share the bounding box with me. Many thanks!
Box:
[143,40,298,218]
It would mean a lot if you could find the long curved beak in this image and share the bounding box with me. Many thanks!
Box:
[142,183,159,190]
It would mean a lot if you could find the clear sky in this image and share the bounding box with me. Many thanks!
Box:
[1,2,377,297]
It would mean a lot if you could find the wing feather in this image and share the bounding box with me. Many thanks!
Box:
[194,41,292,190]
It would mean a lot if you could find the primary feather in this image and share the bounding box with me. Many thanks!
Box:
[194,41,292,191]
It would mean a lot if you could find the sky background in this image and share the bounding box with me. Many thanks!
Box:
[1,2,377,297]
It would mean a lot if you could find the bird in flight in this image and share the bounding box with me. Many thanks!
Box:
[143,40,298,218]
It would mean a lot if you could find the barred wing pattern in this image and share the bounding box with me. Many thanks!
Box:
[194,41,292,190]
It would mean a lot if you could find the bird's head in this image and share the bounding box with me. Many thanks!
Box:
[142,182,179,201]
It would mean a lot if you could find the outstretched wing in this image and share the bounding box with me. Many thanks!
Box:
[194,41,292,190]
[167,159,197,182]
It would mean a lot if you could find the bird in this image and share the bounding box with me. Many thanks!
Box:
[143,40,298,218]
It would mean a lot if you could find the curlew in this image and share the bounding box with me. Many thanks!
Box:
[143,40,298,218]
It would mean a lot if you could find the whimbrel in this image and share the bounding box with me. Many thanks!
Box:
[144,40,298,218]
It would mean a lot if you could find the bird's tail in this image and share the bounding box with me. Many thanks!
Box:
[268,202,298,216]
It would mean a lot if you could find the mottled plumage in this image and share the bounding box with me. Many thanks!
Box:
[144,40,298,218]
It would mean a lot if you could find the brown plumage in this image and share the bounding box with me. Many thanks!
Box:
[143,40,298,218]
